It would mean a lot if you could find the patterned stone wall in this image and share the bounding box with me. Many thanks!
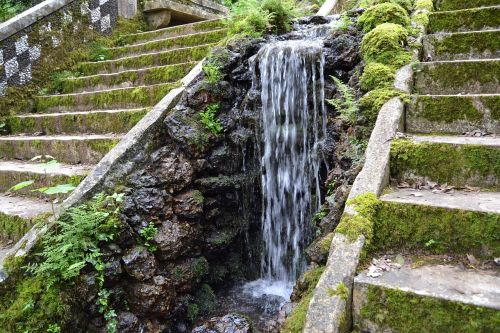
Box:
[0,0,119,96]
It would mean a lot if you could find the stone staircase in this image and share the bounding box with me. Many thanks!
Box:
[353,0,500,331]
[0,19,225,252]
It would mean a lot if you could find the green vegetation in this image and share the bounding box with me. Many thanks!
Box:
[412,96,484,124]
[390,139,500,189]
[429,30,500,60]
[281,266,325,333]
[327,282,348,301]
[0,0,36,22]
[0,213,45,244]
[361,23,411,68]
[327,76,359,125]
[360,63,395,91]
[414,0,433,11]
[0,193,123,332]
[359,285,500,333]
[427,6,500,33]
[192,257,209,282]
[359,88,408,125]
[358,3,410,32]
[436,0,497,11]
[224,0,303,40]
[200,103,223,135]
[139,222,158,252]
[336,193,380,245]
[360,0,413,12]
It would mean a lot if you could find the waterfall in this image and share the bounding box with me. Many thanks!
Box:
[246,39,327,298]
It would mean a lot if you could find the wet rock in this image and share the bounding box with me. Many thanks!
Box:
[129,187,170,215]
[154,219,199,260]
[104,257,123,281]
[122,246,157,281]
[128,275,175,315]
[155,151,195,192]
[192,313,253,333]
[116,312,140,333]
[174,190,204,219]
[323,31,361,72]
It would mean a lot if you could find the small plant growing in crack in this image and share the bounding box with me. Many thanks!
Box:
[200,103,223,136]
[140,222,158,252]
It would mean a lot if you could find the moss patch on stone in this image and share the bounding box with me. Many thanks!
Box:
[436,0,498,11]
[412,95,483,124]
[0,213,42,244]
[359,285,500,333]
[414,0,433,11]
[328,282,348,301]
[361,23,412,68]
[390,139,500,189]
[336,193,380,245]
[281,266,325,333]
[358,3,410,32]
[429,30,500,60]
[428,6,500,33]
[370,200,500,257]
[359,88,408,126]
[360,63,395,91]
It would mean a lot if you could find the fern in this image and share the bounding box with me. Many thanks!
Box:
[327,76,359,125]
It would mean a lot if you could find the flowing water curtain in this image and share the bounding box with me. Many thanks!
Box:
[254,40,327,285]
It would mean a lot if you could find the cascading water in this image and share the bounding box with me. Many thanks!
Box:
[244,38,328,299]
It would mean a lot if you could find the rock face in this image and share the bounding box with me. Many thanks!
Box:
[70,15,364,333]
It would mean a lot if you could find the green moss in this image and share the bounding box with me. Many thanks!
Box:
[192,257,209,281]
[412,95,483,124]
[437,0,498,11]
[430,29,500,60]
[428,6,500,33]
[361,23,412,68]
[87,138,121,156]
[281,266,325,333]
[414,0,433,11]
[412,11,429,27]
[367,0,413,12]
[327,282,348,301]
[0,213,40,244]
[336,193,380,244]
[108,29,227,59]
[360,285,500,333]
[483,96,500,120]
[78,43,213,76]
[358,3,410,32]
[414,60,500,95]
[191,190,205,205]
[390,139,500,189]
[359,88,408,126]
[360,63,395,91]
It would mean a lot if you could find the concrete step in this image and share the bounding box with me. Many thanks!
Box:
[406,94,500,135]
[116,19,224,46]
[0,161,89,197]
[0,194,54,244]
[435,0,500,11]
[34,82,180,113]
[0,134,121,164]
[60,62,195,93]
[423,30,500,61]
[414,59,500,95]
[353,265,500,332]
[5,108,149,135]
[78,43,214,76]
[390,135,500,189]
[370,188,500,256]
[107,28,227,59]
[428,6,500,33]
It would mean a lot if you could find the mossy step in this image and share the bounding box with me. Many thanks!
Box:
[78,43,214,75]
[423,29,500,61]
[372,188,500,256]
[34,82,180,113]
[353,265,500,333]
[0,161,89,198]
[0,134,122,164]
[390,136,500,189]
[414,59,500,94]
[116,19,224,46]
[436,0,500,11]
[428,6,500,33]
[5,108,149,135]
[60,62,196,94]
[406,94,500,134]
[0,194,53,244]
[107,29,227,59]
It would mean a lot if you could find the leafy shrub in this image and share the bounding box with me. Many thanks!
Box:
[200,103,223,135]
[225,0,302,40]
[327,76,359,125]
[361,23,411,68]
[0,1,26,22]
[360,62,395,91]
[140,222,158,252]
[358,3,410,32]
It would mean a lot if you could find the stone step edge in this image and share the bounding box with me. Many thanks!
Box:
[380,188,500,214]
[414,93,500,97]
[0,134,123,141]
[425,28,500,38]
[35,82,179,99]
[62,62,198,83]
[107,28,227,53]
[119,19,223,41]
[78,43,216,67]
[0,160,92,176]
[14,108,149,118]
[0,194,55,219]
[418,58,500,65]
[408,134,500,147]
[432,4,500,14]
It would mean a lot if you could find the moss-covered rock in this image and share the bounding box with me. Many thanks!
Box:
[428,6,500,33]
[360,63,395,91]
[414,0,433,11]
[358,285,500,333]
[367,0,413,12]
[390,139,500,190]
[358,3,410,32]
[436,0,498,11]
[361,23,412,68]
[359,88,407,126]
